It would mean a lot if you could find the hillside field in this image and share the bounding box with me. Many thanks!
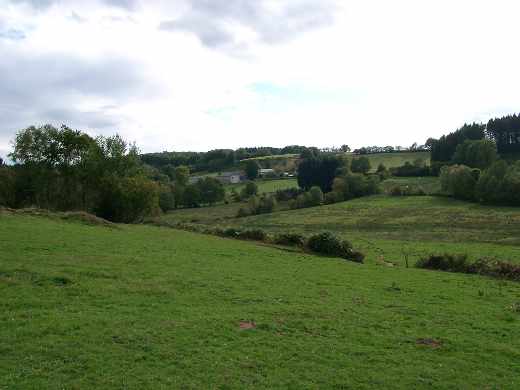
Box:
[361,151,430,171]
[162,194,520,267]
[1,211,520,389]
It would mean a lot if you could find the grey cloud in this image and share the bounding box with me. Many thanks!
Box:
[159,0,337,49]
[0,49,159,147]
[0,28,26,40]
[8,0,139,10]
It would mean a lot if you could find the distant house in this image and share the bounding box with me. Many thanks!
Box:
[188,176,204,185]
[259,168,276,178]
[217,172,242,184]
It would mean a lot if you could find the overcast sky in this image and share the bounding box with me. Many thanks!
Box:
[1,0,520,159]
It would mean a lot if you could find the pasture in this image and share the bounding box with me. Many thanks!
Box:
[361,151,430,171]
[164,195,520,267]
[1,211,520,388]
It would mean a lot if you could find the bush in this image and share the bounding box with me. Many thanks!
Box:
[416,254,520,281]
[275,187,303,201]
[308,186,324,206]
[241,181,258,199]
[158,184,175,212]
[306,232,363,263]
[440,164,477,200]
[351,157,371,174]
[273,233,306,247]
[390,161,431,177]
[324,191,344,204]
[416,254,470,272]
[237,229,268,241]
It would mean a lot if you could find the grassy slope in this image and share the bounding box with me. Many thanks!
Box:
[189,195,520,266]
[1,213,520,389]
[362,151,430,171]
[226,178,298,194]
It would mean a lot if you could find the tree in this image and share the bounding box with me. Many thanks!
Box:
[244,160,260,180]
[174,165,190,186]
[440,165,477,200]
[197,177,225,205]
[351,157,371,174]
[241,181,258,199]
[431,123,485,162]
[340,145,351,153]
[183,184,201,207]
[309,186,324,206]
[453,139,497,170]
[297,156,343,192]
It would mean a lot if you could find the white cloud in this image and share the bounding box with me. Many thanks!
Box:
[1,0,520,159]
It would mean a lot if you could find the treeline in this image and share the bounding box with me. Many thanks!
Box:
[141,145,313,174]
[353,143,428,155]
[0,125,228,222]
[430,114,520,163]
[0,125,159,222]
[441,161,520,206]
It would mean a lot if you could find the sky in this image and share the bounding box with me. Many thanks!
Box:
[1,0,520,159]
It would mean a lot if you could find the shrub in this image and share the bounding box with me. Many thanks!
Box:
[241,181,258,199]
[324,191,344,204]
[416,254,520,281]
[306,232,363,262]
[275,187,303,201]
[221,228,240,238]
[416,254,470,272]
[308,186,324,206]
[440,164,477,200]
[237,229,268,241]
[273,233,306,247]
[351,157,371,174]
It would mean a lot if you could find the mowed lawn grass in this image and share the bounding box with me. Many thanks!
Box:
[215,195,520,266]
[1,213,520,389]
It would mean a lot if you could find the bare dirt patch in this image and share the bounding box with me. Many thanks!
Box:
[239,321,256,330]
[416,338,442,348]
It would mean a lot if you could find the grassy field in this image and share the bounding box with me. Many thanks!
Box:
[226,178,298,195]
[166,195,520,267]
[361,151,430,171]
[1,211,520,388]
[381,177,441,194]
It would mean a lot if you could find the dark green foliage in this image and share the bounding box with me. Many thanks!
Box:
[486,113,520,154]
[476,160,520,205]
[331,174,380,200]
[197,177,225,205]
[237,229,268,241]
[324,191,344,204]
[7,125,160,222]
[240,181,258,199]
[306,232,363,263]
[308,186,324,206]
[183,184,201,207]
[0,165,16,207]
[416,254,520,281]
[158,184,176,212]
[244,160,260,180]
[273,233,306,247]
[351,157,371,174]
[297,156,344,192]
[416,254,470,273]
[390,161,431,177]
[453,139,497,169]
[275,187,303,201]
[430,122,485,162]
[236,194,277,217]
[440,165,477,200]
[96,176,160,223]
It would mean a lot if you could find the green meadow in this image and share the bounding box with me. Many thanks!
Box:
[162,194,520,267]
[1,211,520,389]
